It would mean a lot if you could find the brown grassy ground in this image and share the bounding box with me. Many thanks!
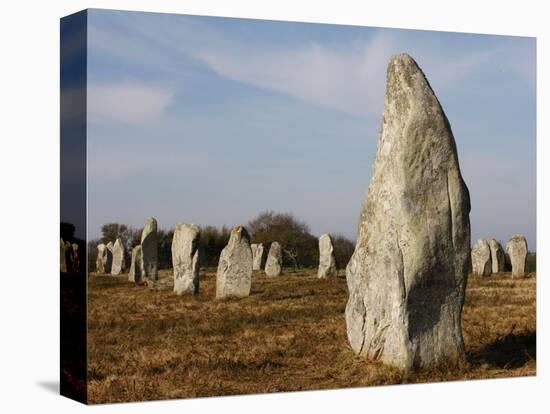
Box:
[87,269,536,404]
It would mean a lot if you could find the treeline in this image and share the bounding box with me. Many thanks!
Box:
[88,211,356,272]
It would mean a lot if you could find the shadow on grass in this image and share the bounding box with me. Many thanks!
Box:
[469,331,536,369]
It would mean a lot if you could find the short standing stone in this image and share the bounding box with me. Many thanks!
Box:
[71,243,80,273]
[216,226,253,298]
[141,217,158,281]
[507,234,528,277]
[318,234,337,278]
[96,243,106,273]
[111,238,125,275]
[345,54,471,371]
[252,243,265,270]
[265,241,283,277]
[251,244,258,268]
[103,241,114,274]
[489,238,505,273]
[128,245,143,283]
[60,238,68,273]
[471,238,492,276]
[172,223,201,295]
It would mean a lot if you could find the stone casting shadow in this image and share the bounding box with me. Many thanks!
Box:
[37,380,59,395]
[469,331,536,369]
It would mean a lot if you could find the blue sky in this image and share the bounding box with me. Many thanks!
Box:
[85,9,536,249]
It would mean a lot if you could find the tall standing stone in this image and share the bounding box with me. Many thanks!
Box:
[318,234,337,278]
[489,238,505,273]
[96,243,106,273]
[471,238,492,276]
[111,238,125,275]
[345,54,471,371]
[265,242,283,277]
[216,226,253,298]
[128,245,143,283]
[252,243,265,271]
[507,234,528,277]
[104,241,114,274]
[172,223,201,295]
[141,217,158,281]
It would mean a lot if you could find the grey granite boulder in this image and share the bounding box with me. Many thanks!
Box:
[172,223,201,295]
[489,238,505,273]
[141,217,158,281]
[96,243,106,273]
[318,233,337,278]
[252,243,265,270]
[216,226,253,298]
[507,234,528,277]
[103,241,114,274]
[265,241,283,277]
[128,245,143,283]
[111,238,125,275]
[472,238,492,276]
[345,53,471,371]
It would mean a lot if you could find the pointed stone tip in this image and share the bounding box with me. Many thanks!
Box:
[388,53,418,68]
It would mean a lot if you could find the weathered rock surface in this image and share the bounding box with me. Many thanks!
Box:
[172,223,201,295]
[345,53,471,371]
[141,217,158,281]
[507,234,528,277]
[216,226,253,298]
[128,245,143,283]
[318,234,337,278]
[252,243,265,270]
[265,242,283,277]
[104,241,114,274]
[472,238,492,276]
[111,238,125,275]
[96,243,106,273]
[489,238,505,273]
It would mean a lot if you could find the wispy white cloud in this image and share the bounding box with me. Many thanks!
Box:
[87,81,174,126]
[194,32,392,117]
[88,12,533,119]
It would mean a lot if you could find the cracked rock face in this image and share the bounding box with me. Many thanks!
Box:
[111,238,125,275]
[472,238,492,276]
[489,238,505,273]
[216,226,253,298]
[345,53,471,371]
[318,234,337,278]
[265,242,282,277]
[507,234,528,277]
[172,223,201,295]
[141,217,158,281]
[128,245,143,283]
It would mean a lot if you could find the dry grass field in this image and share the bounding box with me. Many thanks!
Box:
[87,269,536,404]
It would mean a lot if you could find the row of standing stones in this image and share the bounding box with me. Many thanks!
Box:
[95,218,339,298]
[471,235,529,277]
[81,53,534,372]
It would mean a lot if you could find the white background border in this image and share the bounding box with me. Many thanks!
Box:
[0,0,546,412]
